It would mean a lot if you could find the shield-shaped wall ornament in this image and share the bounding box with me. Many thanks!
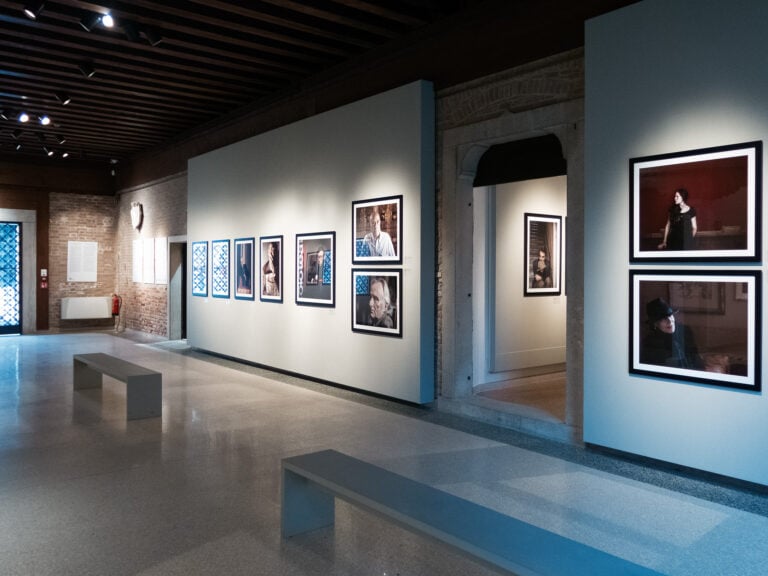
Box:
[130,202,143,230]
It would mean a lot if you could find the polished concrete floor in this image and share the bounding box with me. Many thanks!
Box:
[2,331,768,575]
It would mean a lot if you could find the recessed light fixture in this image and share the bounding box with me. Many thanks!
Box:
[79,12,102,32]
[78,62,96,78]
[55,91,71,105]
[23,0,45,20]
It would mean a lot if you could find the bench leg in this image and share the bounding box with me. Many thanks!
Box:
[125,374,162,420]
[73,360,103,390]
[281,467,335,537]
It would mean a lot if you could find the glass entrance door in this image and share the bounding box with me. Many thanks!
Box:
[0,222,22,335]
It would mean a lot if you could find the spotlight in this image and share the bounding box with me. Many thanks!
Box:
[79,12,101,31]
[23,0,45,20]
[43,146,54,156]
[18,111,30,123]
[143,26,163,47]
[55,91,71,105]
[0,110,8,121]
[101,13,114,28]
[16,143,22,151]
[62,151,70,158]
[56,134,66,144]
[39,115,51,126]
[123,21,139,42]
[78,62,96,78]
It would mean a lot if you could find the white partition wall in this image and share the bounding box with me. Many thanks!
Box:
[585,1,768,484]
[187,81,435,403]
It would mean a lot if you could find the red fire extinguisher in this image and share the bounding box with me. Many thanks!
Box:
[112,294,122,317]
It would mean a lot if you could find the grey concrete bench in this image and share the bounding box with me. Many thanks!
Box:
[281,449,663,576]
[73,353,162,420]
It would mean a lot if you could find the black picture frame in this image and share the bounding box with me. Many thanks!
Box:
[630,141,762,262]
[524,213,562,296]
[629,270,761,391]
[260,235,283,303]
[211,239,230,299]
[296,231,335,307]
[352,195,402,264]
[351,268,402,337]
[191,240,208,297]
[234,237,255,301]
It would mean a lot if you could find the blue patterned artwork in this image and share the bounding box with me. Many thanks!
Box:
[192,241,208,297]
[0,222,21,334]
[211,239,230,298]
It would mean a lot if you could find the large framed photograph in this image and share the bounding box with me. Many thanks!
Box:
[296,231,335,307]
[260,235,283,303]
[191,240,208,297]
[629,270,761,391]
[352,195,402,264]
[352,269,402,337]
[630,141,762,262]
[211,239,230,298]
[234,237,255,300]
[524,213,562,296]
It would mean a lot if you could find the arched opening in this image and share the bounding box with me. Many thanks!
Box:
[471,135,568,421]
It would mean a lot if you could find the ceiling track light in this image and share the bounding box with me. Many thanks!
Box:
[39,114,51,126]
[16,143,22,151]
[55,91,71,105]
[79,12,102,32]
[56,134,66,144]
[43,146,54,157]
[78,62,96,78]
[101,13,114,28]
[62,151,70,158]
[143,26,163,47]
[0,110,8,121]
[11,129,23,139]
[23,0,45,20]
[18,111,30,123]
[123,21,139,42]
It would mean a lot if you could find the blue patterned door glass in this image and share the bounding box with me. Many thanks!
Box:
[0,222,21,335]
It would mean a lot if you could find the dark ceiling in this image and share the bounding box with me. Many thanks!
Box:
[0,0,634,169]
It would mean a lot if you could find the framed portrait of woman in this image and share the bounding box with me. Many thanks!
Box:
[260,235,283,303]
[524,213,562,296]
[234,237,254,301]
[629,270,761,391]
[630,141,762,262]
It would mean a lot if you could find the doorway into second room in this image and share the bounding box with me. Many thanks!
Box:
[471,136,567,422]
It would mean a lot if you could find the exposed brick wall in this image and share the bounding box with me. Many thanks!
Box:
[115,173,187,337]
[48,193,116,329]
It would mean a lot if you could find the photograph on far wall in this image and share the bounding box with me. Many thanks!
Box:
[351,269,402,337]
[524,213,562,296]
[630,140,762,262]
[296,231,335,307]
[234,237,255,301]
[629,270,761,391]
[211,239,230,299]
[260,235,283,303]
[191,240,208,297]
[352,195,402,264]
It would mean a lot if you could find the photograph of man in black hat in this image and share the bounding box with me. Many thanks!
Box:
[640,297,704,369]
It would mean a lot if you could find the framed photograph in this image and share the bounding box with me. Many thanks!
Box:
[630,141,762,262]
[191,240,208,297]
[629,270,761,391]
[524,213,562,296]
[260,235,283,303]
[211,239,230,298]
[352,195,402,264]
[351,269,402,337]
[234,237,254,300]
[296,231,335,307]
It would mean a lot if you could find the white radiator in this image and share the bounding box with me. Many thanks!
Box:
[61,297,112,319]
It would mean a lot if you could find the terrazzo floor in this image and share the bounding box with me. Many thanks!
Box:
[1,331,767,575]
